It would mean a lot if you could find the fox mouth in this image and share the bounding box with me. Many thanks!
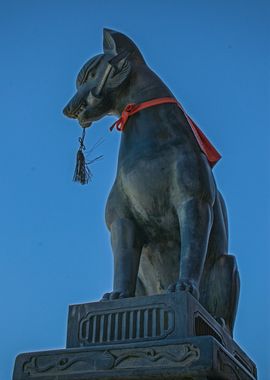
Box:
[78,110,92,128]
[72,103,92,128]
[73,103,86,118]
[69,98,87,118]
[63,96,104,128]
[79,118,92,128]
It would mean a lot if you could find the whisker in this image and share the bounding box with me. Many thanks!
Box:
[86,136,105,155]
[87,155,104,165]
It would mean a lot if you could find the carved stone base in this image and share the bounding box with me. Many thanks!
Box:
[13,336,255,380]
[13,292,257,380]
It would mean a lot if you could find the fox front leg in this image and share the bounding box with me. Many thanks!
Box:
[102,218,144,301]
[168,198,214,299]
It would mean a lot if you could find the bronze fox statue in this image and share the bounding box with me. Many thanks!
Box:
[63,29,240,336]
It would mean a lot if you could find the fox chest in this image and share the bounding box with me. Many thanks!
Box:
[117,156,179,235]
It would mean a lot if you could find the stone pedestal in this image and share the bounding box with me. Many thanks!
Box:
[13,292,257,380]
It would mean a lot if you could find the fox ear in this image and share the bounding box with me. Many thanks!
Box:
[103,28,145,62]
[103,28,117,54]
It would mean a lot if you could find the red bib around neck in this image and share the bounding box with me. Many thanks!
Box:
[110,97,221,167]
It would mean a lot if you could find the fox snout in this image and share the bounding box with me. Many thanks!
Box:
[63,92,87,119]
[63,103,75,118]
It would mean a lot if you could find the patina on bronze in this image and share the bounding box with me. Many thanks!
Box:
[63,28,240,337]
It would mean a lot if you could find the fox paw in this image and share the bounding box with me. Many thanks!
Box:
[101,290,132,301]
[167,279,199,299]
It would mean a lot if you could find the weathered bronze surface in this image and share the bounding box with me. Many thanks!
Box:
[13,29,257,380]
[63,29,240,336]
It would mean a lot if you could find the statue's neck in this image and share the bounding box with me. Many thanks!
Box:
[113,67,174,116]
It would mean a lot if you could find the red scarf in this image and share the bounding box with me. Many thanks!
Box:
[110,97,221,167]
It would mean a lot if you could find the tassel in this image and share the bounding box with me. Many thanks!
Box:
[73,128,92,184]
[73,148,92,184]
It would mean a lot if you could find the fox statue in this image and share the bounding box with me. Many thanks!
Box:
[63,29,240,336]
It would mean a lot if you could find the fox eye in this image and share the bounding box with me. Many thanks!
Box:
[76,54,103,89]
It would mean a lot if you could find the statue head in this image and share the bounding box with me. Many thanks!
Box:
[63,29,145,127]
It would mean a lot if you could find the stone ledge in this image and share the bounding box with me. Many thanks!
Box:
[13,336,256,380]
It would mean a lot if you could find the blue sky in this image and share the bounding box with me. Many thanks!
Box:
[0,0,269,379]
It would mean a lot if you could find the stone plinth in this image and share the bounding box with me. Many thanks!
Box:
[13,292,257,380]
